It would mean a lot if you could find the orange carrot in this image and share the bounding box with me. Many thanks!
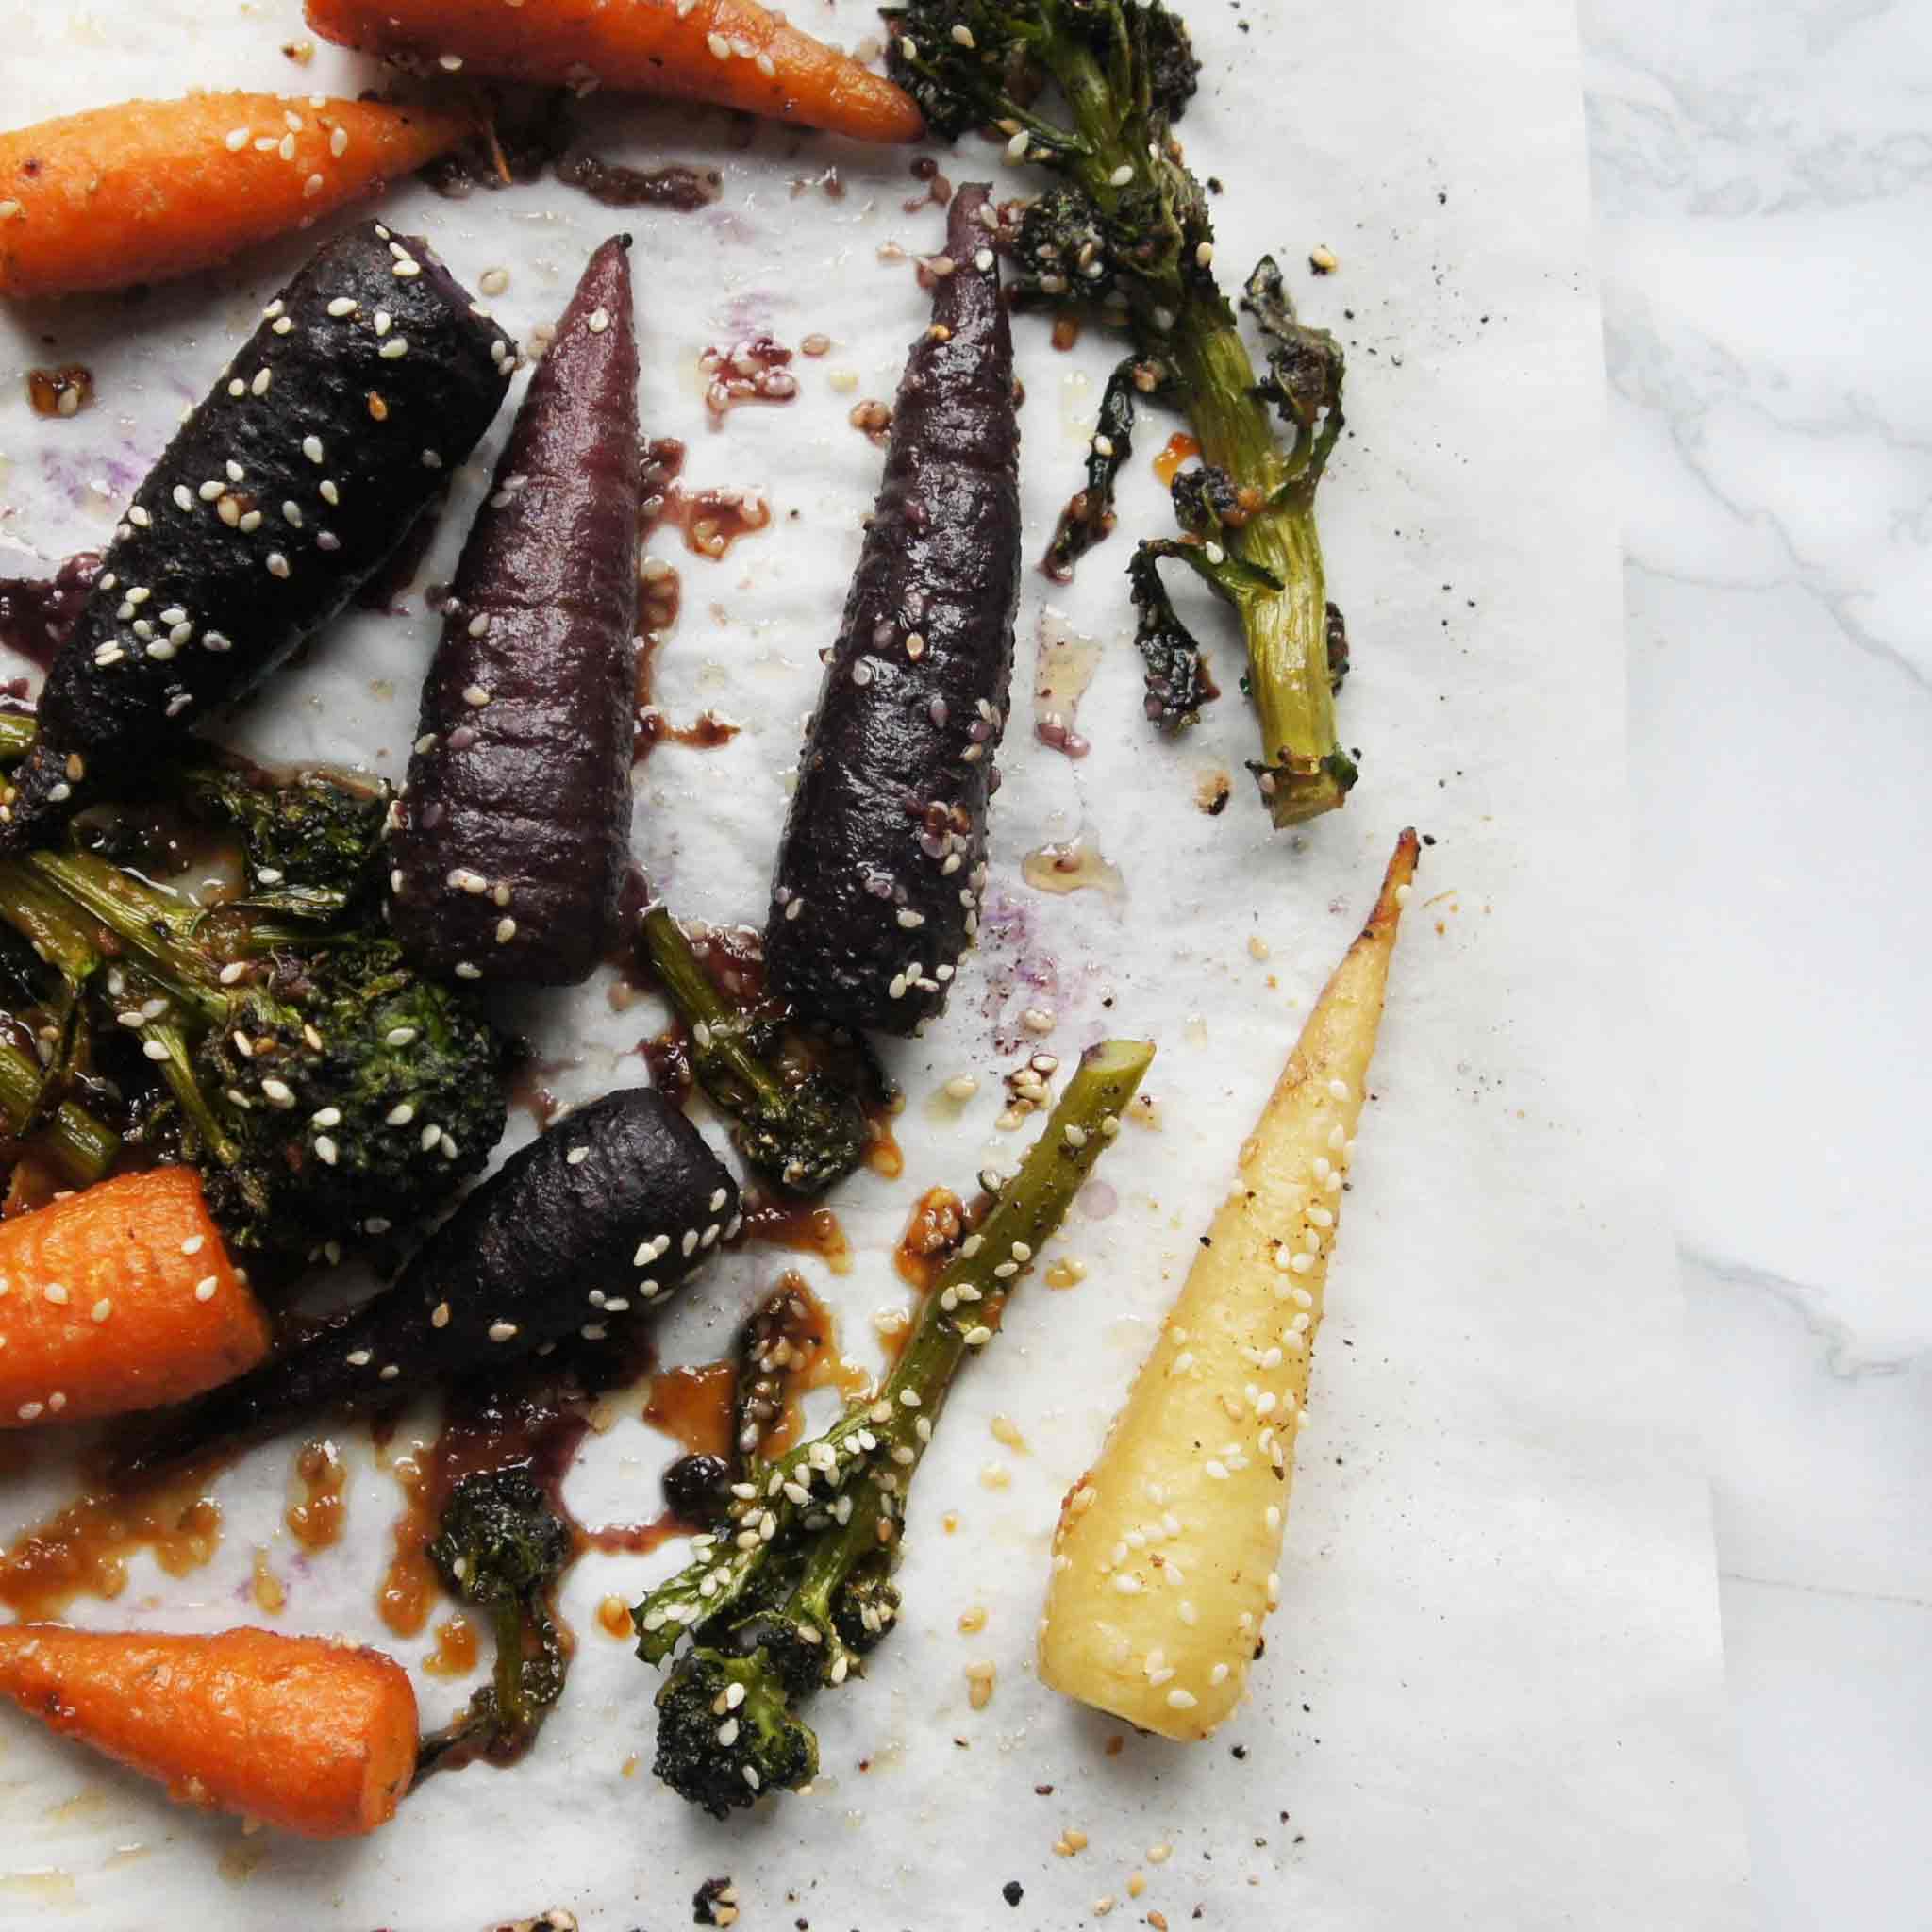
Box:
[0,93,473,301]
[0,1168,269,1428]
[305,0,924,144]
[0,1624,418,1837]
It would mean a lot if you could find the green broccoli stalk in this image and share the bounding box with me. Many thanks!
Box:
[0,1033,119,1184]
[414,1468,574,1781]
[885,0,1357,824]
[0,841,506,1260]
[636,1038,1154,1816]
[641,903,872,1198]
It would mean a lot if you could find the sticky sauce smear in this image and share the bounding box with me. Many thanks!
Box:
[285,1438,348,1551]
[641,1358,735,1460]
[1153,431,1201,489]
[1034,611,1104,759]
[894,1187,964,1294]
[423,1613,479,1678]
[1023,834,1125,901]
[638,436,773,561]
[740,1193,854,1275]
[0,1459,225,1621]
[250,1547,286,1616]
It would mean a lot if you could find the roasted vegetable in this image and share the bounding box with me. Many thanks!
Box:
[0,1034,120,1186]
[121,1087,740,1474]
[0,94,473,302]
[0,841,508,1264]
[0,1624,417,1839]
[186,761,391,921]
[306,0,924,145]
[0,220,512,851]
[636,1039,1153,1814]
[889,1,1357,824]
[1040,832,1416,1736]
[389,236,640,987]
[641,903,870,1197]
[0,1168,270,1427]
[415,1468,573,1777]
[764,184,1020,1037]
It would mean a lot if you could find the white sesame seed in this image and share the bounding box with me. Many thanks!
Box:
[489,1321,519,1342]
[1108,163,1135,187]
[194,1276,219,1302]
[1327,1077,1351,1102]
[314,1135,338,1165]
[588,307,610,334]
[1112,1574,1142,1594]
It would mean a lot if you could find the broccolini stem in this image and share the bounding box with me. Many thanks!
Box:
[21,851,226,1021]
[635,1038,1154,1659]
[0,858,107,987]
[0,1036,119,1185]
[641,905,781,1113]
[138,1009,241,1166]
[1167,308,1351,824]
[0,712,33,763]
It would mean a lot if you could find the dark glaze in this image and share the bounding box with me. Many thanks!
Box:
[120,1089,740,1476]
[0,552,98,672]
[2,223,511,850]
[638,437,773,560]
[638,1023,695,1105]
[764,185,1020,1036]
[389,236,640,987]
[700,336,798,417]
[558,153,722,212]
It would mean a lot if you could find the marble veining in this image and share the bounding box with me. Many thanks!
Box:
[1583,0,1932,1924]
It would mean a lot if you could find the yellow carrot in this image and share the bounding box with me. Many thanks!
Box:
[306,0,924,143]
[0,93,473,301]
[1039,831,1418,1738]
[0,1624,418,1837]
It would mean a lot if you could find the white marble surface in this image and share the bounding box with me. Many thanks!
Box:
[1582,2,1932,1925]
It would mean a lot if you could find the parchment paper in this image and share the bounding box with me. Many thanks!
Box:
[0,0,1752,1925]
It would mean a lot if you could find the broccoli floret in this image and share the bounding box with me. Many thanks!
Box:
[182,762,391,921]
[0,839,506,1262]
[887,0,1356,826]
[641,904,872,1198]
[633,1041,1154,1814]
[415,1468,573,1779]
[652,1646,819,1819]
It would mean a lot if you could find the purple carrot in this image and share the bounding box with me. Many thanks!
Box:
[763,184,1020,1038]
[0,222,511,850]
[387,235,641,985]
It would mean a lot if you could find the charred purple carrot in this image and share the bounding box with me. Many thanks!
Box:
[0,222,512,850]
[387,235,641,986]
[763,184,1020,1037]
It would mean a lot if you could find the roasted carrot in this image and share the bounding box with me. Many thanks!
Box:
[0,1624,417,1837]
[305,0,924,144]
[0,1168,269,1428]
[0,93,473,301]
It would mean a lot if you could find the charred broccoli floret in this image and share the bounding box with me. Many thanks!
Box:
[886,0,1356,824]
[0,839,506,1261]
[652,1645,819,1819]
[641,903,872,1198]
[182,762,391,921]
[634,1041,1154,1814]
[416,1468,574,1780]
